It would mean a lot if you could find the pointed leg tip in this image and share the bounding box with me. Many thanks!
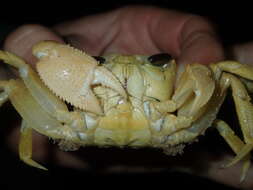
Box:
[240,175,246,183]
[22,158,48,171]
[219,164,226,169]
[224,162,235,168]
[37,164,48,171]
[31,163,48,171]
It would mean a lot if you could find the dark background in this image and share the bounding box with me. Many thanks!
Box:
[0,1,252,190]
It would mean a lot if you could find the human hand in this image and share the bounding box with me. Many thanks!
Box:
[3,5,251,189]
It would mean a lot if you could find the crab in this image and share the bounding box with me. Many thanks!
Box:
[0,41,253,181]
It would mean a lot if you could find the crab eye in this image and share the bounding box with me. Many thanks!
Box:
[148,53,172,67]
[93,56,106,65]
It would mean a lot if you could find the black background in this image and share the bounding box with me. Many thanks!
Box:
[0,1,252,190]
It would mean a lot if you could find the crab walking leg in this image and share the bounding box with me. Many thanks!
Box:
[0,91,8,106]
[214,120,250,182]
[19,120,47,170]
[219,73,253,168]
[240,78,253,93]
[0,80,85,168]
[0,79,82,141]
[0,51,85,132]
[215,61,253,81]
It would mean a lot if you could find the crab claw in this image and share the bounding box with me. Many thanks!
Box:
[32,41,126,115]
[172,64,215,117]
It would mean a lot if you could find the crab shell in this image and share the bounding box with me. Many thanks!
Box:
[32,41,127,114]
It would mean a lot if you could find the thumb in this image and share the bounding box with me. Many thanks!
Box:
[4,24,63,68]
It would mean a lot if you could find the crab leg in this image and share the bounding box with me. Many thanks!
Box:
[0,51,85,132]
[19,120,47,170]
[0,79,68,139]
[0,79,88,166]
[0,79,84,169]
[0,51,67,113]
[212,61,253,146]
[214,120,251,182]
[214,72,253,179]
[215,61,253,81]
[0,91,8,106]
[224,72,253,142]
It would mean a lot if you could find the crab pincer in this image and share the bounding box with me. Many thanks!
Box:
[33,41,127,115]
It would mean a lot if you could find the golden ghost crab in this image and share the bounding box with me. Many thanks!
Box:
[0,41,253,181]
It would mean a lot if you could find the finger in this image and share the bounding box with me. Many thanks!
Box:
[203,155,253,189]
[4,24,63,68]
[148,12,225,64]
[229,42,253,65]
[54,6,224,64]
[53,9,121,55]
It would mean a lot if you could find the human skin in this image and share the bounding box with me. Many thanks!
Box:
[2,5,253,189]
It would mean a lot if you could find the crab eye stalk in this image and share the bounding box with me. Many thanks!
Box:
[148,53,172,67]
[93,56,106,65]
